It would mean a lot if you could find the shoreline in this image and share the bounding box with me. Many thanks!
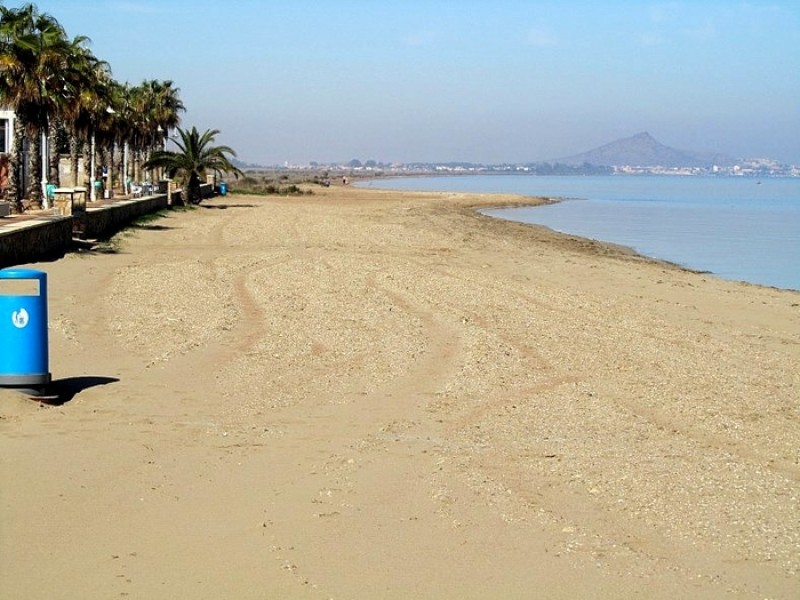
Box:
[1,185,798,598]
[474,200,725,279]
[433,191,725,282]
[357,175,800,292]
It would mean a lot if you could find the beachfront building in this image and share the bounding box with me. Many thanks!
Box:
[0,108,12,154]
[0,106,47,209]
[0,107,16,201]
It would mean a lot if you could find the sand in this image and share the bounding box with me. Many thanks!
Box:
[1,185,798,599]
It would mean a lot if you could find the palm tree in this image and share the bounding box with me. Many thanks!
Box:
[144,126,242,205]
[151,80,184,180]
[49,33,97,188]
[0,4,40,209]
[61,45,109,187]
[147,79,184,149]
[126,79,184,183]
[0,3,71,209]
[126,81,156,182]
[109,81,138,191]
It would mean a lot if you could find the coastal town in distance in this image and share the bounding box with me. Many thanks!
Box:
[239,132,800,178]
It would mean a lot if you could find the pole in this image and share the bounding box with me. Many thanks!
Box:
[41,130,48,209]
[90,130,96,202]
[162,130,167,181]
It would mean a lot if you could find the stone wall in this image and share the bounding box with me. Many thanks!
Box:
[0,217,73,268]
[0,194,170,268]
[81,194,169,240]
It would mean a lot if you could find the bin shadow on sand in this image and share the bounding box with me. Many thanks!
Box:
[21,375,119,405]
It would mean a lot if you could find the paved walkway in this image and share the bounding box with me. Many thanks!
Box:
[0,194,142,233]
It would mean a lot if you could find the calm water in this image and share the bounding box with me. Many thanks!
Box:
[365,175,800,291]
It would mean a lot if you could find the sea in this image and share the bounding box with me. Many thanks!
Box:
[362,175,800,291]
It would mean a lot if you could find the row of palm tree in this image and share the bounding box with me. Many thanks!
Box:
[0,3,189,211]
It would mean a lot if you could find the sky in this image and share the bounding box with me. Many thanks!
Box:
[8,0,800,166]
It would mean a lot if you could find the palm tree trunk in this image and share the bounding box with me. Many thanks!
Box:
[120,142,128,194]
[69,135,80,187]
[133,149,140,183]
[8,119,25,212]
[188,173,201,204]
[100,147,110,197]
[109,142,118,194]
[27,128,42,209]
[48,120,60,188]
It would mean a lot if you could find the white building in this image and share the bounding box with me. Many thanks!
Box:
[0,108,14,154]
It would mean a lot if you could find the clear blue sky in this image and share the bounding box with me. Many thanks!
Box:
[12,0,800,165]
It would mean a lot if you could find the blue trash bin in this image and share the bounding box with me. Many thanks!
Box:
[0,269,51,387]
[218,182,228,196]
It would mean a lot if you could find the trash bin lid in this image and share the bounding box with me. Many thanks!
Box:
[0,268,46,280]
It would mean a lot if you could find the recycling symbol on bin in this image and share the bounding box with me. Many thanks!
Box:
[11,308,29,329]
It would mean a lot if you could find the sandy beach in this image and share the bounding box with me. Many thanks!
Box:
[1,184,798,599]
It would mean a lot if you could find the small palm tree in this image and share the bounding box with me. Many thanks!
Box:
[144,126,242,205]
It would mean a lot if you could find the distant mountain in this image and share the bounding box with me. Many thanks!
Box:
[553,132,736,168]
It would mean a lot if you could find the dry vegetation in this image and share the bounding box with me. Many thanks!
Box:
[228,170,326,196]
